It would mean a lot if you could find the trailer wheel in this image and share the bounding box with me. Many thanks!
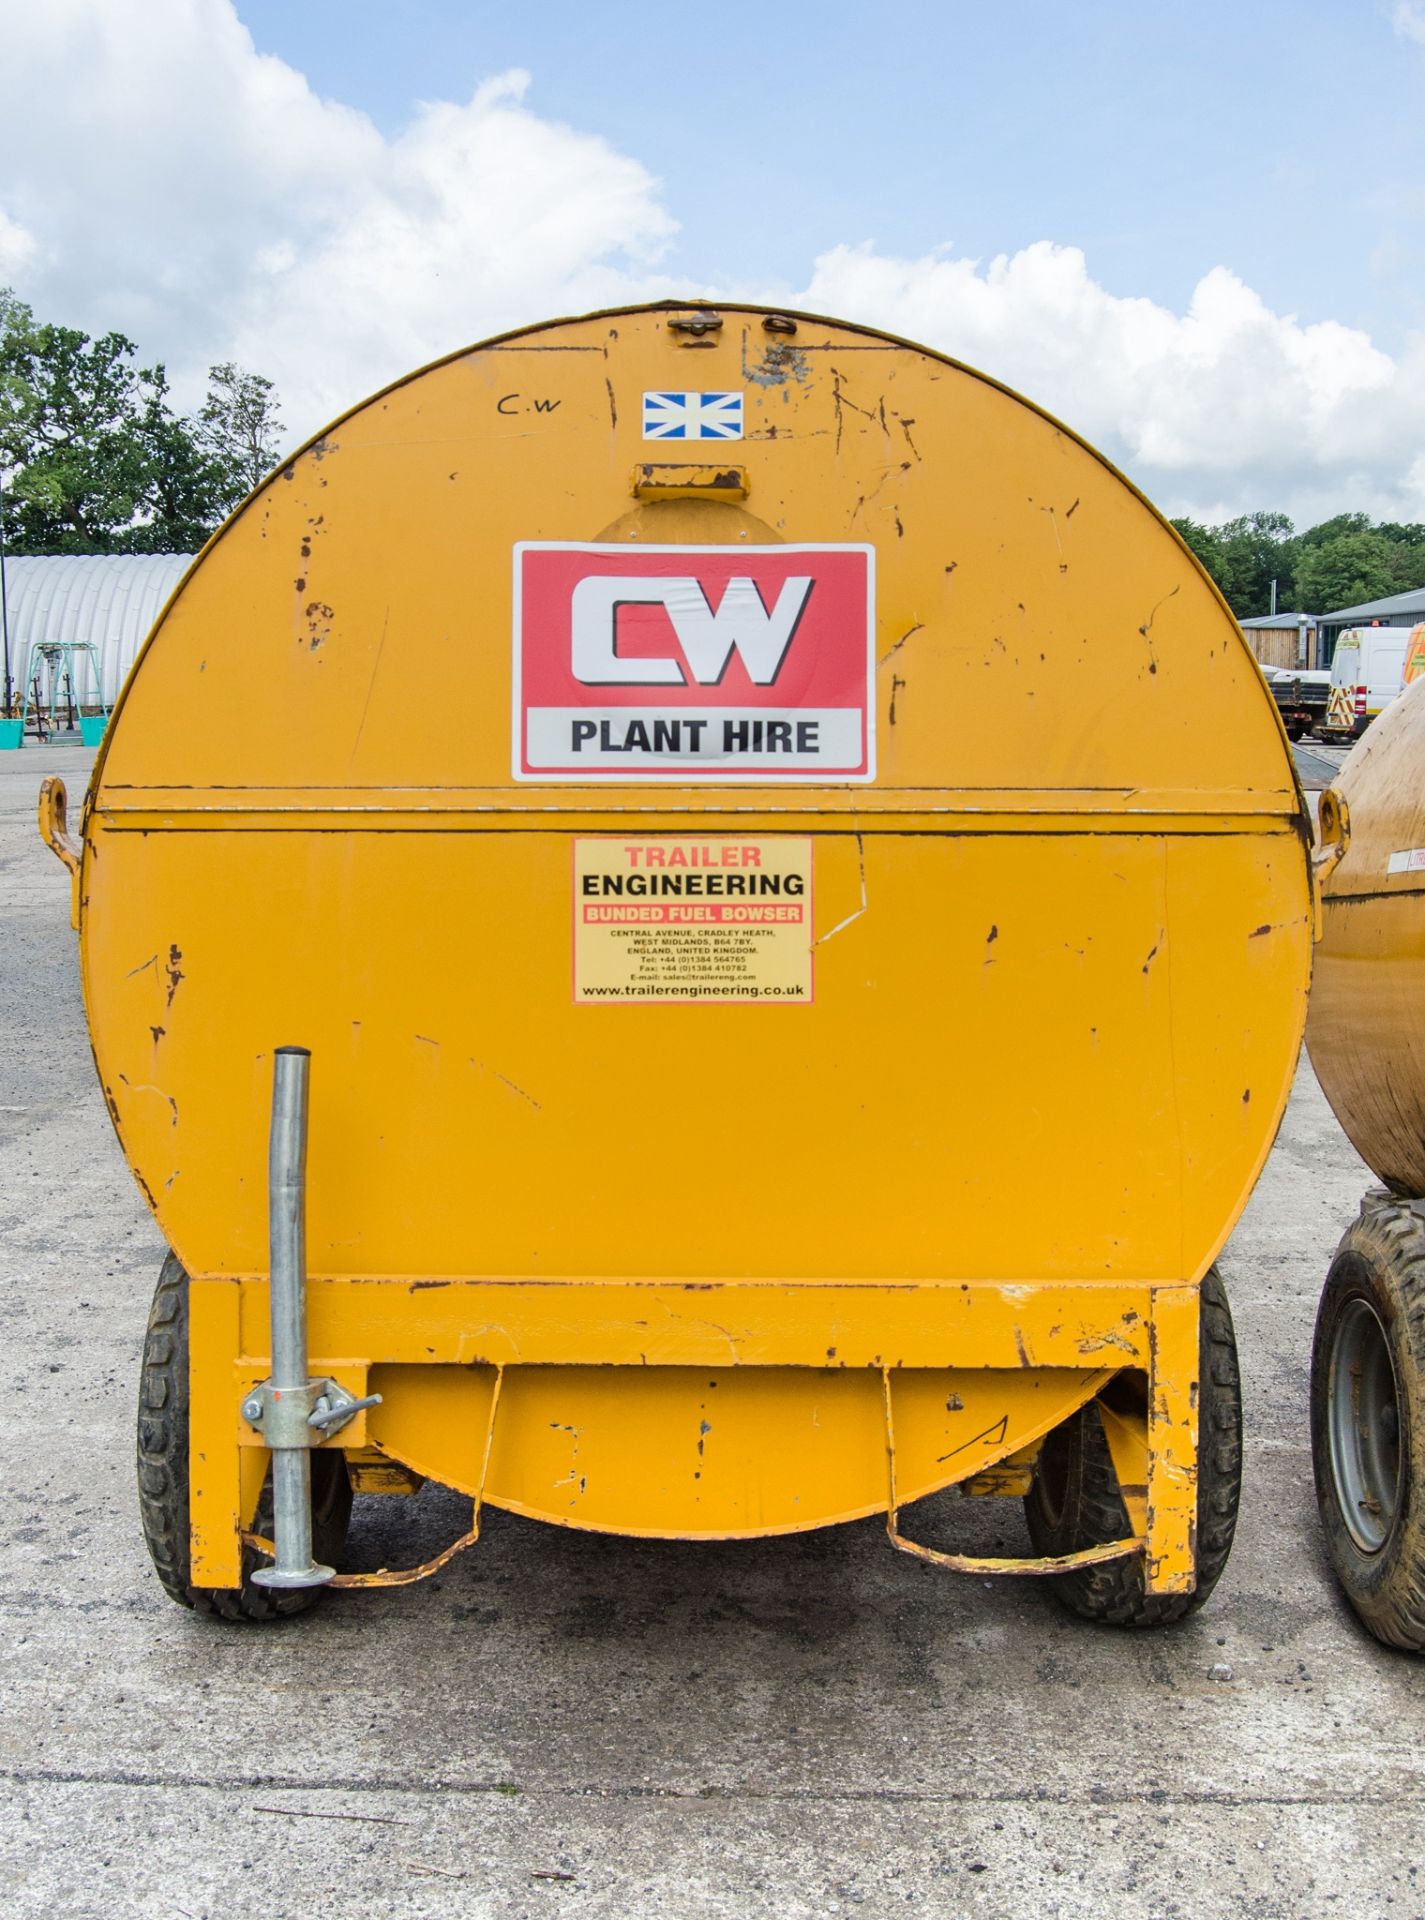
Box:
[137,1253,352,1622]
[1311,1197,1425,1651]
[1023,1265,1242,1625]
[1285,720,1305,741]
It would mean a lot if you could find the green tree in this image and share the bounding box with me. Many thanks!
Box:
[1295,530,1400,613]
[1212,511,1297,617]
[114,372,231,553]
[1169,507,1425,617]
[1172,510,1296,616]
[1171,516,1226,588]
[0,287,284,553]
[1295,511,1371,552]
[197,361,285,498]
[0,291,156,550]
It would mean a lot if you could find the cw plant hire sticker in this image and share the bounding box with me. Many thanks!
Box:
[512,542,875,782]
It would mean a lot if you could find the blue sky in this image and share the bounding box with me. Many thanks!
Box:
[3,1,1425,524]
[237,0,1425,350]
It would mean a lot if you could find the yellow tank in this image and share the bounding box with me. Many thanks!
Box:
[1309,676,1425,1191]
[42,302,1314,1624]
[1306,676,1425,1651]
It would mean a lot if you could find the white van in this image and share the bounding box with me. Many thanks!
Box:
[1322,626,1411,738]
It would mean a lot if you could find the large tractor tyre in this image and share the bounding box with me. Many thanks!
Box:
[1024,1265,1242,1626]
[1310,1196,1425,1651]
[137,1253,352,1622]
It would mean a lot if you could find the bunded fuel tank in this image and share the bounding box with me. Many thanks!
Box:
[1309,674,1425,1192]
[1304,674,1425,1652]
[43,302,1315,1615]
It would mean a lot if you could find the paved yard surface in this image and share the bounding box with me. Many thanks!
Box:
[1,737,1421,1919]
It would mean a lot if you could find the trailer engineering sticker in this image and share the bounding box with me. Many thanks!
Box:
[513,542,875,781]
[573,837,813,1003]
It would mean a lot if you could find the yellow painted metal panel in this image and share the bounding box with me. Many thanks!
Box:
[83,827,1305,1288]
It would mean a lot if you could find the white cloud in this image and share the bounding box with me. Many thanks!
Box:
[0,209,37,279]
[0,0,676,426]
[795,241,1425,522]
[2,0,1425,526]
[1393,3,1425,49]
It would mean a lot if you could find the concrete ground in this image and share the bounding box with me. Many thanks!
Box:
[1,734,1421,1920]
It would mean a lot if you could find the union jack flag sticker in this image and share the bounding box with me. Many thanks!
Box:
[642,390,744,440]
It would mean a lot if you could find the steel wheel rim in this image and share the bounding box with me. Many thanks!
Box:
[1034,1430,1071,1530]
[1328,1296,1403,1554]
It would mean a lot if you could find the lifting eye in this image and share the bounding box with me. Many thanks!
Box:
[667,312,723,337]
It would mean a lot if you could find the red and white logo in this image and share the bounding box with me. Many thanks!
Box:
[512,542,875,781]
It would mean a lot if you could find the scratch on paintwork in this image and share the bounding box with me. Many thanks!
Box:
[1040,503,1069,573]
[1078,1328,1138,1357]
[348,607,391,769]
[415,1034,439,1048]
[127,954,159,981]
[665,1296,740,1362]
[936,1413,1009,1463]
[118,1073,178,1127]
[850,460,908,531]
[493,1072,542,1111]
[1138,585,1180,676]
[469,1059,542,1110]
[816,832,867,946]
[550,1421,584,1502]
[879,622,924,666]
[605,378,617,430]
[164,945,184,1006]
[1013,1328,1031,1367]
[696,1419,712,1457]
[829,366,878,454]
[888,675,906,726]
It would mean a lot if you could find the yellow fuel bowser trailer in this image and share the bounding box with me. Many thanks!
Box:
[1308,678,1425,1649]
[41,302,1316,1625]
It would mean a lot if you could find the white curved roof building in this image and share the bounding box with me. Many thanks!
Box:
[2,553,194,707]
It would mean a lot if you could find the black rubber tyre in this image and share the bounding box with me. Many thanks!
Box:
[1023,1265,1242,1625]
[1285,720,1305,741]
[1310,1194,1425,1651]
[137,1252,352,1621]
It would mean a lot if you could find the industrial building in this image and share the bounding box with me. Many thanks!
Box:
[1315,584,1425,665]
[1,552,194,712]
